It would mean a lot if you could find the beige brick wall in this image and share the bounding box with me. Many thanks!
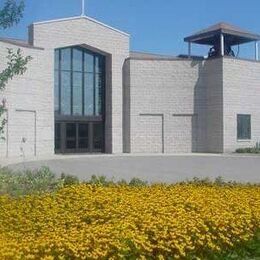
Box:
[223,57,260,152]
[0,42,53,158]
[123,57,223,153]
[203,58,223,153]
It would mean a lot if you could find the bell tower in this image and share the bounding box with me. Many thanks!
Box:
[184,22,260,60]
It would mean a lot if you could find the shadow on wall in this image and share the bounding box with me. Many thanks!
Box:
[191,59,205,153]
[191,57,224,153]
[122,59,130,153]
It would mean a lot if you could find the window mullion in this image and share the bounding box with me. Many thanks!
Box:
[82,51,85,116]
[58,49,61,114]
[71,48,73,115]
[93,55,96,116]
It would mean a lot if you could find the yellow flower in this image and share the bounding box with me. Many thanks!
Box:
[0,184,258,258]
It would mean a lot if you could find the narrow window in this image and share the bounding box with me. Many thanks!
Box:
[237,114,251,140]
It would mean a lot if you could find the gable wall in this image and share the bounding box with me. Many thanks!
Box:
[31,17,130,153]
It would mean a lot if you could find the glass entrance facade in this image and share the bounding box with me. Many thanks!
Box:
[54,46,105,153]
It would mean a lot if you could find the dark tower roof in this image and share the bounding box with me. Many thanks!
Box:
[184,22,260,46]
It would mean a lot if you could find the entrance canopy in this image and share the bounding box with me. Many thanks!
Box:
[184,22,260,46]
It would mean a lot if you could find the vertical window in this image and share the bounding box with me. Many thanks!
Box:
[95,56,104,115]
[84,72,94,115]
[54,50,60,113]
[61,48,71,70]
[237,114,251,140]
[73,49,83,72]
[54,50,59,70]
[54,71,59,112]
[60,71,71,115]
[60,48,72,115]
[73,72,83,115]
[84,53,94,73]
[95,73,103,115]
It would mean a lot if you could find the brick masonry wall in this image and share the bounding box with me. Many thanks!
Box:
[123,57,223,153]
[203,58,223,153]
[31,17,130,154]
[0,42,53,158]
[223,57,260,152]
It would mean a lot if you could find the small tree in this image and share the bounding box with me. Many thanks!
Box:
[0,0,31,139]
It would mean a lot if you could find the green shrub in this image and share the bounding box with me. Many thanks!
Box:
[236,147,260,153]
[60,173,79,186]
[0,166,62,196]
[1,168,259,197]
[86,175,113,186]
[84,175,148,187]
[129,177,148,187]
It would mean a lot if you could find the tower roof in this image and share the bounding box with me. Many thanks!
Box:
[184,22,260,46]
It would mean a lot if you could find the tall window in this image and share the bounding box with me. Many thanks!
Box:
[54,47,105,116]
[237,114,251,140]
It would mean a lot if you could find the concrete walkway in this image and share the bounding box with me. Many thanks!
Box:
[3,154,260,183]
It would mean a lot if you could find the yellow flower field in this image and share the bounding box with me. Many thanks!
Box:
[0,184,259,259]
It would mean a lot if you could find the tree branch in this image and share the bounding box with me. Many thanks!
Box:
[0,48,32,91]
[0,0,24,29]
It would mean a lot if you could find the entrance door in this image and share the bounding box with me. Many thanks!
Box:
[65,123,89,153]
[55,121,104,153]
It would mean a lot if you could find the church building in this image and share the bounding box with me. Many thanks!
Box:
[1,15,260,158]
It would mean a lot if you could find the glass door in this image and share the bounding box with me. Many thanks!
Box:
[78,123,89,151]
[65,123,77,153]
[55,121,104,154]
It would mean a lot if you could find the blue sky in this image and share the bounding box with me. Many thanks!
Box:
[0,0,259,58]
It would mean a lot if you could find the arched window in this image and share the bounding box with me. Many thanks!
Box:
[54,47,105,116]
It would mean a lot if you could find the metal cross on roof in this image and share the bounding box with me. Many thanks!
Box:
[81,0,85,16]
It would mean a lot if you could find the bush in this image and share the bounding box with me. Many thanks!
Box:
[236,147,260,154]
[0,167,81,196]
[86,175,114,186]
[0,166,62,196]
[85,175,148,187]
[129,177,148,186]
[60,173,79,186]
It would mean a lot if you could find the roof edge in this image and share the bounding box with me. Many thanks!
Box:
[32,15,130,37]
[0,37,44,50]
[185,28,260,43]
[126,56,205,62]
[130,51,177,59]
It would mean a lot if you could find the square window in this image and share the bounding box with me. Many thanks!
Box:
[237,114,251,140]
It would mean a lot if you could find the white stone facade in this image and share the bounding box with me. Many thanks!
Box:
[0,41,53,158]
[1,17,260,158]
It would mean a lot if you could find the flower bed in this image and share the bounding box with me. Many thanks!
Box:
[0,184,259,259]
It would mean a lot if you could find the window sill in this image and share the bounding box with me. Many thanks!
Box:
[237,139,251,142]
